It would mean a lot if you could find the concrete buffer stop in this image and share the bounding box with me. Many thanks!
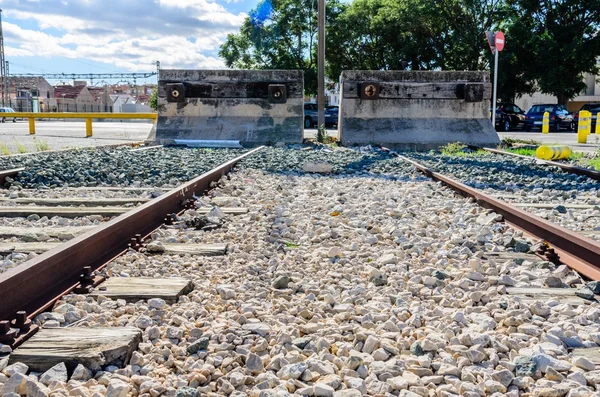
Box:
[338,71,500,149]
[152,69,304,146]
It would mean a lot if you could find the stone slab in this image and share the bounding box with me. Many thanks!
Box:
[90,277,193,303]
[9,327,142,372]
[153,69,304,145]
[339,70,500,149]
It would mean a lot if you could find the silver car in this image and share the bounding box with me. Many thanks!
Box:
[0,107,17,123]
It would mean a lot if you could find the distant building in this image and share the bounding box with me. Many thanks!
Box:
[7,77,54,112]
[109,94,134,113]
[515,60,600,112]
[53,84,96,112]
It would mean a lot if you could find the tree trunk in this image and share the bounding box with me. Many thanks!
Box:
[556,93,569,107]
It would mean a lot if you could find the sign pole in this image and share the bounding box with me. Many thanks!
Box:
[492,48,498,128]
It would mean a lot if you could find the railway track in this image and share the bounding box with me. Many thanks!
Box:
[1,146,600,397]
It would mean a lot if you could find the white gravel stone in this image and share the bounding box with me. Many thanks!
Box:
[572,356,595,371]
[2,362,28,376]
[39,362,67,386]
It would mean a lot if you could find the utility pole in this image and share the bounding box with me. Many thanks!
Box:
[317,0,325,130]
[5,61,8,108]
[156,61,160,83]
[0,9,6,107]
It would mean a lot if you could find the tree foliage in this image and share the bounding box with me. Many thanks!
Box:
[219,0,344,95]
[505,0,600,105]
[219,0,600,103]
[149,89,158,111]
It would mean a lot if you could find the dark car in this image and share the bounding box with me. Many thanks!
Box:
[494,103,526,131]
[304,103,331,128]
[525,104,573,131]
[574,103,600,131]
[325,105,339,127]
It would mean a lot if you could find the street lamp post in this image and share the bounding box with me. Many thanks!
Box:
[317,0,325,130]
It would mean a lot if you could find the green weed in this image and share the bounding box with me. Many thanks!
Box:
[283,241,299,248]
[588,157,600,171]
[13,140,28,154]
[439,142,487,157]
[568,151,585,161]
[505,147,536,156]
[501,137,541,147]
[33,138,50,152]
[0,142,10,156]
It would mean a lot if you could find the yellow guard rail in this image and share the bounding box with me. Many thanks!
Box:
[9,112,157,137]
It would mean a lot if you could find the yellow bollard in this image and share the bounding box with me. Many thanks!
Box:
[596,112,600,135]
[85,118,92,137]
[542,111,550,134]
[578,110,591,143]
[535,145,572,160]
[28,118,35,135]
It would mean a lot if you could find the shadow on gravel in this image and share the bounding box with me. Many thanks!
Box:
[406,152,599,193]
[237,149,430,182]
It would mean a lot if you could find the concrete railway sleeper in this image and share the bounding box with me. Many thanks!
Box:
[2,146,600,397]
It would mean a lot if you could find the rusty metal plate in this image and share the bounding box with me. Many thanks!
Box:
[268,84,287,103]
[359,82,380,100]
[464,83,484,102]
[165,83,185,103]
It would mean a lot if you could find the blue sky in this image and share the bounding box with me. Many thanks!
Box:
[0,0,258,84]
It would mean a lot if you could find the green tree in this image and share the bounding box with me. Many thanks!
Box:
[219,0,344,95]
[149,89,158,111]
[506,0,600,105]
[326,0,508,79]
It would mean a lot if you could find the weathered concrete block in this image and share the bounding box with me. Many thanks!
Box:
[339,71,500,149]
[153,70,303,145]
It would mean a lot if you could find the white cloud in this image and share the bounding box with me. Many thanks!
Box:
[0,0,247,70]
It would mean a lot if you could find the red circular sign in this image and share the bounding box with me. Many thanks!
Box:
[495,31,505,52]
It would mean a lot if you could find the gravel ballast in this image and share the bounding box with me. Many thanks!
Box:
[2,147,599,397]
[404,151,600,238]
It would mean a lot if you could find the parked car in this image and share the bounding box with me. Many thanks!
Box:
[524,104,573,131]
[0,107,17,123]
[573,103,600,131]
[494,103,526,131]
[325,105,339,127]
[304,103,331,128]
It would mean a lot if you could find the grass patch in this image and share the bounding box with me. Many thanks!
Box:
[439,142,487,157]
[33,138,50,152]
[568,151,585,161]
[13,140,28,154]
[505,147,536,156]
[501,137,541,147]
[0,142,10,156]
[588,157,600,171]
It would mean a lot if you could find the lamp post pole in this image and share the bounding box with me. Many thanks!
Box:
[317,0,325,130]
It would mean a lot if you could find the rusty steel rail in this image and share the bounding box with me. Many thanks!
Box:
[396,153,600,280]
[476,146,600,181]
[0,147,263,330]
[0,168,25,186]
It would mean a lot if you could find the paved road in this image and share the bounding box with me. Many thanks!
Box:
[498,131,600,153]
[307,127,600,153]
[0,121,152,154]
[1,121,597,155]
